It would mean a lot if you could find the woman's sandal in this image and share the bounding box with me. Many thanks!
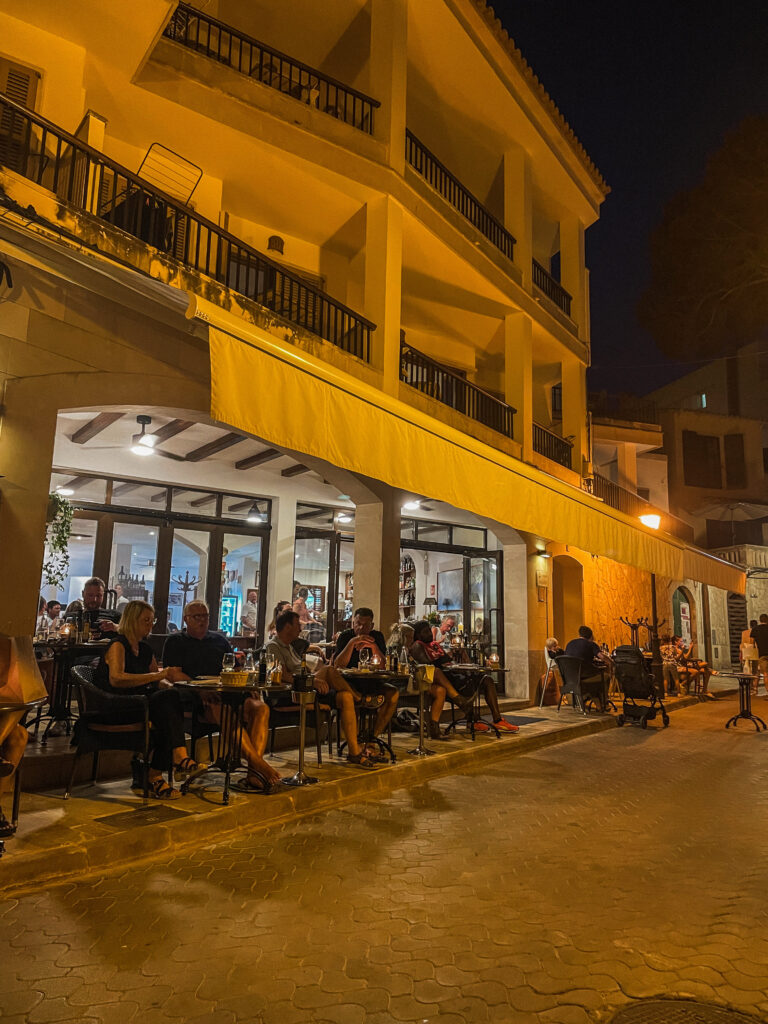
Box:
[232,772,284,795]
[362,744,389,764]
[172,756,199,779]
[149,777,180,800]
[346,751,377,770]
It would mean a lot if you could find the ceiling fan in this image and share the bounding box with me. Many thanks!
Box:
[129,415,184,461]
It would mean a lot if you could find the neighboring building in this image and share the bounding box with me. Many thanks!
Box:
[0,0,741,697]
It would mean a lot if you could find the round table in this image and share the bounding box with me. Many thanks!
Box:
[723,673,767,732]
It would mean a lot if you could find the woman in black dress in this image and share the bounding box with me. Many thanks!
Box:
[95,600,198,799]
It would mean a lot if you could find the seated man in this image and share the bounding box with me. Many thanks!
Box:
[410,620,517,737]
[660,634,683,695]
[268,609,382,769]
[564,625,610,707]
[162,601,283,793]
[333,607,398,740]
[676,637,713,697]
[64,577,120,634]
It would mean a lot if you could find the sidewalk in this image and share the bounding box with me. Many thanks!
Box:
[0,692,714,895]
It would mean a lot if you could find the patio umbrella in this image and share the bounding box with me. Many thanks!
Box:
[696,501,768,545]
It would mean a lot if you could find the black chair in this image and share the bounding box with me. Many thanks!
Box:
[556,656,588,715]
[66,665,151,799]
[267,696,331,764]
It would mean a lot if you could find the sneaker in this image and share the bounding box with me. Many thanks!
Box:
[472,721,491,732]
[493,720,519,733]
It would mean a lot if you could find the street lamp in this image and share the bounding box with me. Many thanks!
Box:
[639,512,664,692]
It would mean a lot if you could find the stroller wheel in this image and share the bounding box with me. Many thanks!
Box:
[641,717,648,729]
[617,714,624,727]
[662,714,670,727]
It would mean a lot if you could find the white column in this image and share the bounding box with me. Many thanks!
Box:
[353,481,401,630]
[265,495,297,616]
[560,215,587,338]
[364,195,403,395]
[561,357,588,475]
[503,145,533,289]
[504,312,533,458]
[616,443,638,493]
[370,0,408,172]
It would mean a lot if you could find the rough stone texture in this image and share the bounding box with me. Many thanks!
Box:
[3,697,768,1023]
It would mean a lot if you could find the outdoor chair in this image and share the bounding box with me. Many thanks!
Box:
[66,665,152,799]
[556,656,595,716]
[538,648,560,707]
[266,695,332,764]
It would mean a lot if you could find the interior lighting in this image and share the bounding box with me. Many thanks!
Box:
[337,513,352,523]
[402,500,421,511]
[639,513,661,530]
[337,494,350,501]
[55,486,75,496]
[536,548,552,558]
[246,503,264,524]
[130,415,156,456]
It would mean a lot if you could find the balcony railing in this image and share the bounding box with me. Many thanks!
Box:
[164,3,379,134]
[401,342,516,440]
[0,95,374,360]
[532,259,572,317]
[532,423,573,469]
[405,130,516,263]
[591,473,693,542]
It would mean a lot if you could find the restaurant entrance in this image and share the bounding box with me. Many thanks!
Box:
[293,525,355,640]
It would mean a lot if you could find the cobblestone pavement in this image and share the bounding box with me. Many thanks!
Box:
[2,697,768,1024]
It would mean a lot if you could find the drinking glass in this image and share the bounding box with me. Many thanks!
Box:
[359,647,371,669]
[222,653,236,673]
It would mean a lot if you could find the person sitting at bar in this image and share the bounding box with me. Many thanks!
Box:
[410,620,518,737]
[94,600,198,799]
[64,577,120,633]
[269,609,381,769]
[333,607,399,740]
[564,626,611,708]
[163,601,283,794]
[268,601,292,638]
[45,600,62,626]
[432,614,456,645]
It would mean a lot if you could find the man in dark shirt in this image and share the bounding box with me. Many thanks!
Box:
[333,606,398,747]
[64,577,119,633]
[564,626,604,676]
[750,614,768,659]
[163,601,283,793]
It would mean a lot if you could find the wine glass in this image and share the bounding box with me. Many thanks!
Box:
[359,647,371,670]
[222,653,236,673]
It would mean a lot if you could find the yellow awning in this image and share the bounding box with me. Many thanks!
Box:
[189,295,744,595]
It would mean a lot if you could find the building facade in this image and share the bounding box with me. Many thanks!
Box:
[0,0,741,697]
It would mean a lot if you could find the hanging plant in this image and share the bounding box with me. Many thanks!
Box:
[42,492,74,590]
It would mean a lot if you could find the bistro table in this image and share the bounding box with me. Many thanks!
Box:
[176,676,262,804]
[32,639,111,744]
[723,673,767,732]
[443,664,508,739]
[339,669,404,763]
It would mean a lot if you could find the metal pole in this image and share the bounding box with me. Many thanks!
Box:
[284,690,319,787]
[408,669,435,757]
[650,573,664,694]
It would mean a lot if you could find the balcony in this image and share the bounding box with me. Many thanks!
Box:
[400,341,516,440]
[591,473,694,542]
[405,130,516,263]
[163,3,380,135]
[532,422,573,469]
[532,259,572,317]
[0,95,374,360]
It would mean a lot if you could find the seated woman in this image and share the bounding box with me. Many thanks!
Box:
[410,620,517,738]
[94,600,198,799]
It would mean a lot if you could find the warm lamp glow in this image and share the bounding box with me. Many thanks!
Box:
[639,513,661,530]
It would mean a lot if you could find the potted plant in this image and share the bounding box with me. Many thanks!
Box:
[42,492,74,590]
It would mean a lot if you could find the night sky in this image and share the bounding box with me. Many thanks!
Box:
[491,1,768,395]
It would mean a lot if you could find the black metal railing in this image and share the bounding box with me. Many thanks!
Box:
[405,130,516,263]
[532,259,572,317]
[532,422,573,469]
[0,95,374,360]
[164,3,379,134]
[591,473,645,517]
[401,342,516,439]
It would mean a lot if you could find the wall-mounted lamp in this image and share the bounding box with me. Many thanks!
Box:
[639,513,661,530]
[267,234,285,254]
[535,547,552,558]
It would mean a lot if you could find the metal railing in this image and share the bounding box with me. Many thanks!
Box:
[532,422,573,469]
[164,3,379,135]
[591,473,694,541]
[0,95,374,360]
[405,130,516,263]
[532,259,572,316]
[401,342,516,440]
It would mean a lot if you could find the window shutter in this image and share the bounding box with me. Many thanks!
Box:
[0,59,40,173]
[0,58,39,109]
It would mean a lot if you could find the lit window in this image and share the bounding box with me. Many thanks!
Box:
[700,393,707,409]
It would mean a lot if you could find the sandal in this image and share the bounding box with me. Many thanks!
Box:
[149,777,180,800]
[232,773,284,795]
[363,744,390,764]
[0,813,16,838]
[346,751,378,770]
[172,756,199,779]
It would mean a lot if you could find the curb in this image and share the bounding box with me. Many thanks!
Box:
[1,696,698,895]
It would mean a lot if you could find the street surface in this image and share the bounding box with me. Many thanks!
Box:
[2,698,768,1023]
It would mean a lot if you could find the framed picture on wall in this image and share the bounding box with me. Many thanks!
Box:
[437,568,462,613]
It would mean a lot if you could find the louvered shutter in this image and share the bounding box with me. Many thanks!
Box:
[0,59,40,173]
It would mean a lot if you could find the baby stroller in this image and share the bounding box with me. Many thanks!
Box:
[612,645,669,729]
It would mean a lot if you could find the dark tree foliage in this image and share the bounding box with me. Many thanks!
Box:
[638,115,768,360]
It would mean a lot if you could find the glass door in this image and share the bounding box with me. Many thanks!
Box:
[167,528,210,631]
[221,534,264,637]
[294,529,340,640]
[469,555,501,652]
[109,521,159,606]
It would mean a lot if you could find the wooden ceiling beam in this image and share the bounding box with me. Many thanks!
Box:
[296,506,329,520]
[189,493,216,508]
[184,431,244,463]
[150,419,196,443]
[112,482,143,497]
[281,464,309,478]
[61,475,95,491]
[70,412,123,444]
[235,448,281,470]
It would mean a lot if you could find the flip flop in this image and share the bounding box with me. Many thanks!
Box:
[232,773,284,795]
[346,752,378,770]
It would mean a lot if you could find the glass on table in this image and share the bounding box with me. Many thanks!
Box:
[359,647,371,669]
[222,653,236,673]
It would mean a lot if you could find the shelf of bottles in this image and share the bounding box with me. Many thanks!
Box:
[398,554,416,614]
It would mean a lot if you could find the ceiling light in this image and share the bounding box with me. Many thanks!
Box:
[402,500,421,511]
[316,547,322,553]
[130,415,156,456]
[55,487,75,496]
[536,548,552,558]
[149,531,155,536]
[246,503,265,524]
[337,494,350,501]
[639,513,661,530]
[337,513,352,523]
